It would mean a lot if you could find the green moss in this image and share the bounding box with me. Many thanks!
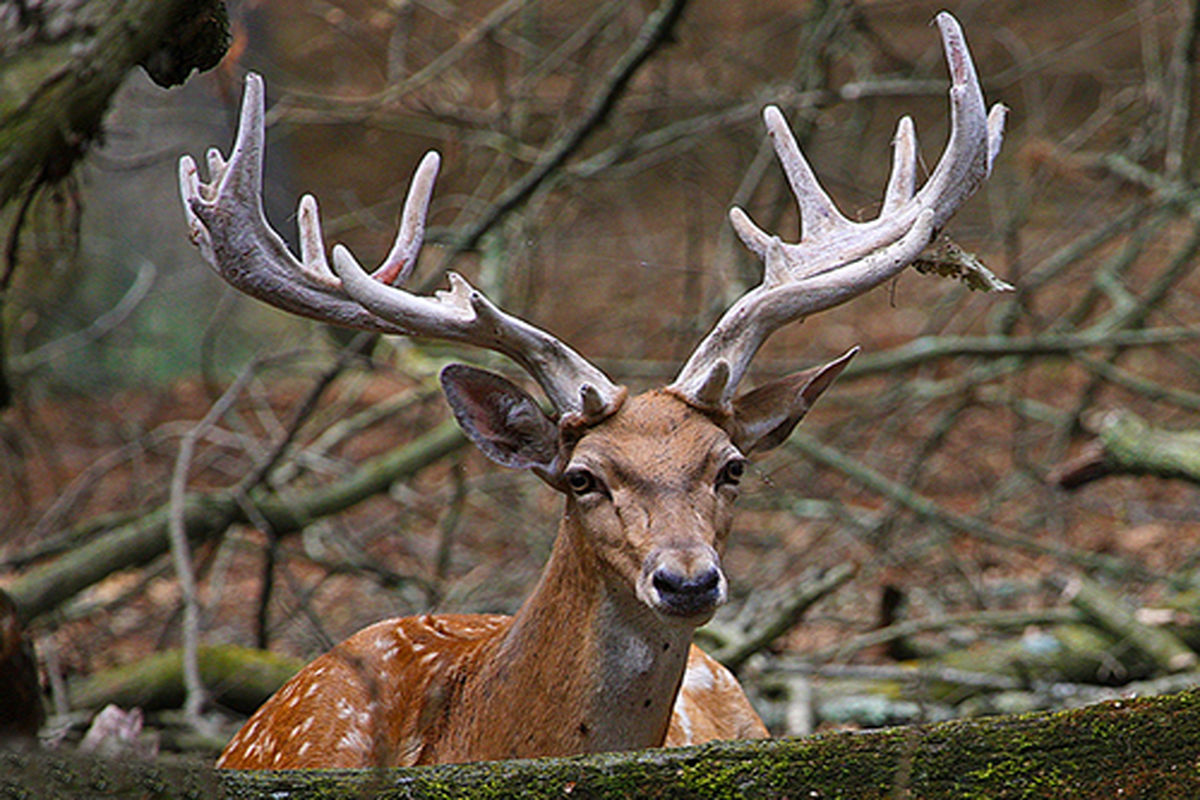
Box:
[120,688,1200,799]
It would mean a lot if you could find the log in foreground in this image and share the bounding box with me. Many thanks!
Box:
[6,688,1198,799]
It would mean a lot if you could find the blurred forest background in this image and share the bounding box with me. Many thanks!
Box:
[3,0,1200,761]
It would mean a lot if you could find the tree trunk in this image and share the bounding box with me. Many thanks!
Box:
[0,0,228,210]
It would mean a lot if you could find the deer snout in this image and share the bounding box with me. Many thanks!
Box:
[639,546,727,620]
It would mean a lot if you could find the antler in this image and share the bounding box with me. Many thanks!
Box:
[179,73,623,424]
[670,12,1006,410]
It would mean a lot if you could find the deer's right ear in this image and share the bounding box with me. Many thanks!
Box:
[728,347,858,454]
[440,364,562,477]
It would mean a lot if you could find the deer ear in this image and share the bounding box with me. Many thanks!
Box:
[440,364,561,476]
[729,347,858,453]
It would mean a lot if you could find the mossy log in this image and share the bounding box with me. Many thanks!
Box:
[0,0,228,210]
[69,645,304,716]
[7,420,466,625]
[1051,409,1200,489]
[4,688,1200,799]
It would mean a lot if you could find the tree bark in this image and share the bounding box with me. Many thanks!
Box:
[3,688,1199,799]
[0,0,228,210]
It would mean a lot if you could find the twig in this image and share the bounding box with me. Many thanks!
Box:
[785,431,1154,581]
[271,0,533,122]
[766,658,1024,693]
[431,461,468,609]
[592,326,1200,384]
[10,421,468,625]
[168,363,258,727]
[8,256,157,377]
[702,563,856,673]
[1075,354,1200,413]
[844,326,1200,379]
[432,0,691,257]
[809,607,1085,664]
[1163,0,1200,179]
[237,333,375,494]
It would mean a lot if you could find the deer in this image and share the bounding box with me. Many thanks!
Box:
[179,12,1004,769]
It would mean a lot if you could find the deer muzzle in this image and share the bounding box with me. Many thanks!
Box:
[639,545,727,621]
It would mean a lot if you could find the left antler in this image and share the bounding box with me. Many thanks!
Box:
[179,74,623,424]
[669,12,1006,410]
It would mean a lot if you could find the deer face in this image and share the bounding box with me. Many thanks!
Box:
[440,355,854,624]
[561,391,742,622]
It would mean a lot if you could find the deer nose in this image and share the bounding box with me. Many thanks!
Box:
[650,564,724,617]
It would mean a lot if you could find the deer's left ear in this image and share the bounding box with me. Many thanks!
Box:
[729,347,858,454]
[440,364,561,477]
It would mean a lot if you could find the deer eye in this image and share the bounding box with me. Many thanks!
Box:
[565,468,601,497]
[716,458,747,489]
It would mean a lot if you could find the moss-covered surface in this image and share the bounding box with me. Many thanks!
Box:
[0,748,222,800]
[70,645,305,715]
[0,0,229,209]
[217,688,1200,800]
[4,688,1198,798]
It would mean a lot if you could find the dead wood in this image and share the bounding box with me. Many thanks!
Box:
[7,421,466,625]
[69,645,303,717]
[0,0,228,211]
[1050,409,1200,489]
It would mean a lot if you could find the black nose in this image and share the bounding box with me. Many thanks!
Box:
[652,566,723,616]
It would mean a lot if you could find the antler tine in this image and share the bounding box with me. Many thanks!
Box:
[180,73,623,423]
[670,12,1004,410]
[179,73,407,332]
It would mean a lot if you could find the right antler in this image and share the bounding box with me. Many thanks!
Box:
[669,12,1006,410]
[179,74,623,424]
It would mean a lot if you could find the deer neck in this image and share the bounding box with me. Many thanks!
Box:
[449,516,694,760]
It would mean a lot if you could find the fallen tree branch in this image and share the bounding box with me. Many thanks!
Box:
[701,563,857,673]
[808,607,1085,664]
[1049,409,1200,489]
[1054,574,1198,673]
[8,421,467,625]
[68,645,303,717]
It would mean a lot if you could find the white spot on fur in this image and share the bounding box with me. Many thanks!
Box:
[673,701,694,743]
[335,697,355,720]
[683,659,714,692]
[617,635,653,675]
[337,728,371,754]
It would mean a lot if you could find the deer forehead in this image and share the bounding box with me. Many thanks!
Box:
[570,391,735,485]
